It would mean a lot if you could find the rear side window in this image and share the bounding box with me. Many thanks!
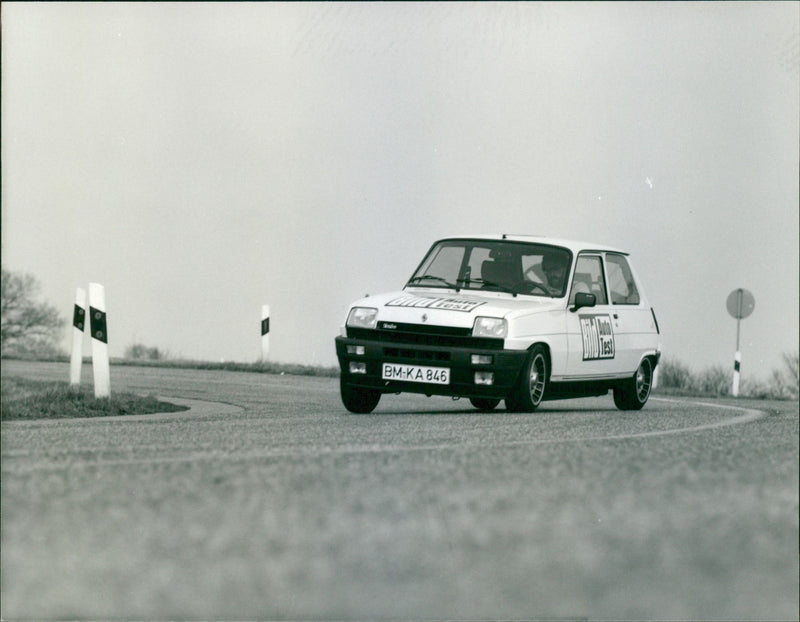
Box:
[606,254,640,305]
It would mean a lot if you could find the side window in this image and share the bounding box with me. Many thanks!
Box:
[570,255,608,304]
[606,254,640,305]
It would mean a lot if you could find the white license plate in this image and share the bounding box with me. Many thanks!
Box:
[381,363,450,385]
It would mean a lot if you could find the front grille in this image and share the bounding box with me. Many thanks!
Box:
[347,325,504,350]
[383,347,452,362]
[376,321,470,336]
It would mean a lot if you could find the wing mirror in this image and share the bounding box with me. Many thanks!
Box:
[570,292,596,313]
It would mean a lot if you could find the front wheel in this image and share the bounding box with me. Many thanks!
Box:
[506,345,548,412]
[613,358,653,410]
[340,377,381,413]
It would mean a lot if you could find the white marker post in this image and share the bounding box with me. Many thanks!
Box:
[69,288,86,389]
[261,305,270,360]
[726,288,755,398]
[88,283,110,398]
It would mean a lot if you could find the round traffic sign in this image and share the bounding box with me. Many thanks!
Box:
[726,288,755,320]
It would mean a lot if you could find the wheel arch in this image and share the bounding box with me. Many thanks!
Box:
[519,337,557,373]
[637,349,661,374]
[513,340,553,380]
[529,340,552,366]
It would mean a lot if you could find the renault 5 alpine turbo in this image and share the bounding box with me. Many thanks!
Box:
[335,235,661,414]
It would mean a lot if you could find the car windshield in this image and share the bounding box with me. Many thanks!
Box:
[407,239,573,298]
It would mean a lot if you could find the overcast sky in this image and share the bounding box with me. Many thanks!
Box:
[2,2,798,378]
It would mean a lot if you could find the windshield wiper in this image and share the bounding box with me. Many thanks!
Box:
[407,275,460,290]
[459,277,518,297]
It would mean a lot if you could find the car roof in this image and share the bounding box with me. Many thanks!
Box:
[436,234,629,256]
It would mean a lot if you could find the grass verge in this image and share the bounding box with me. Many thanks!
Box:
[111,357,339,377]
[3,354,339,378]
[1,376,189,421]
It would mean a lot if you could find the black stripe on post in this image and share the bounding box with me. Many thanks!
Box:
[73,305,86,331]
[734,360,741,372]
[90,307,108,344]
[261,317,270,336]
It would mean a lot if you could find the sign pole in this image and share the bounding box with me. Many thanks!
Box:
[736,288,742,351]
[733,289,742,397]
[726,288,754,398]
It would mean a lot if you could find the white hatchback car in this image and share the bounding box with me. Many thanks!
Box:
[335,235,661,413]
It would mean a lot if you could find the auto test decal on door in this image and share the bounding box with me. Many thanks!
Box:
[580,314,615,360]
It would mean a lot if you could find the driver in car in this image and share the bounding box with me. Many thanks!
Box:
[541,252,571,296]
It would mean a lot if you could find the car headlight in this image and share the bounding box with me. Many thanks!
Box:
[346,307,378,329]
[472,316,507,339]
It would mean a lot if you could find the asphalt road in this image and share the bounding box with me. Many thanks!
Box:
[2,360,798,621]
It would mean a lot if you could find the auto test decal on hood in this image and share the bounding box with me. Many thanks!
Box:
[386,295,486,313]
[580,314,615,360]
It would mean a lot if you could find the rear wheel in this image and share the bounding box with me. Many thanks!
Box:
[340,377,381,413]
[613,358,653,410]
[506,345,548,412]
[469,397,501,412]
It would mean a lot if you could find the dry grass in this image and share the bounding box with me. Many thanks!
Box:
[657,352,799,400]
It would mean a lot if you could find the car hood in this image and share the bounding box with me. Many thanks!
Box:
[349,288,564,330]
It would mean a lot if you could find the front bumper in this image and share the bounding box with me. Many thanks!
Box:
[335,334,528,400]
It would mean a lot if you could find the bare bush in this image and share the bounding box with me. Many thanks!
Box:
[692,364,731,396]
[656,354,798,400]
[767,351,799,400]
[1,270,64,357]
[656,358,693,389]
[124,343,165,361]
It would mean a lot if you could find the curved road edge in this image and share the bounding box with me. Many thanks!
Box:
[1,396,244,426]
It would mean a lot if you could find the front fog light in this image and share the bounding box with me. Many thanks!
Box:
[474,371,494,386]
[347,345,366,356]
[349,362,367,374]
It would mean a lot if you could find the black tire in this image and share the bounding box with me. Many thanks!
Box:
[469,397,501,412]
[340,377,381,413]
[505,345,548,412]
[613,358,653,410]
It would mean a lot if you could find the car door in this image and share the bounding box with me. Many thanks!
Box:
[604,253,654,372]
[564,254,620,379]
